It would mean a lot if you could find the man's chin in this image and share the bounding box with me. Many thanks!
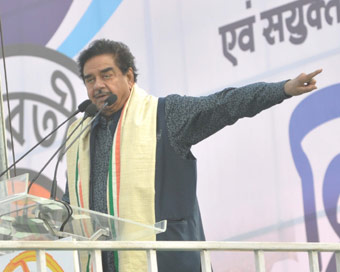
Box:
[95,101,110,110]
[94,94,111,106]
[101,105,117,116]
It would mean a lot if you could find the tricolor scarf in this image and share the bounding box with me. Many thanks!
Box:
[66,84,158,271]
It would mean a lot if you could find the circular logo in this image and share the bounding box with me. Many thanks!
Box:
[4,251,63,272]
[1,44,87,199]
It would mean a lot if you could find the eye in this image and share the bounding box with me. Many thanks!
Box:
[103,73,112,79]
[85,77,94,84]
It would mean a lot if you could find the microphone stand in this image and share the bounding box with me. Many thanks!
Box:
[27,103,97,194]
[50,95,117,199]
[0,99,91,179]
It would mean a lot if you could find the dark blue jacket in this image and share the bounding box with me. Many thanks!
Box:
[155,98,205,271]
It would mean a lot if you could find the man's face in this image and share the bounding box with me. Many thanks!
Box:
[83,54,134,116]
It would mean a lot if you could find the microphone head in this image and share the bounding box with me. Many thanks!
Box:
[85,104,98,117]
[105,94,117,106]
[78,99,92,112]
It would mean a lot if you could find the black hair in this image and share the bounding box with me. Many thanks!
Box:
[77,39,138,82]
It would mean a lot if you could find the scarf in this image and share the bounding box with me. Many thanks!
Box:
[66,84,158,271]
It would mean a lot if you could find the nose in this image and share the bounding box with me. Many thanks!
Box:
[93,77,105,91]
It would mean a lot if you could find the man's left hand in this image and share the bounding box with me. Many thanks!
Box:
[284,69,323,96]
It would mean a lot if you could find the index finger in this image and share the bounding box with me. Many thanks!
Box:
[306,69,323,80]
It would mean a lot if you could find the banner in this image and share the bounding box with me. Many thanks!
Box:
[0,0,339,271]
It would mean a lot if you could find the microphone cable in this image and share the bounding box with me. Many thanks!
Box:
[55,94,117,232]
[0,16,16,177]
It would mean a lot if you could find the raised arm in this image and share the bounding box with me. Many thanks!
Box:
[165,69,322,158]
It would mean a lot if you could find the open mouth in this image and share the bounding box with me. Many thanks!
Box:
[94,93,111,102]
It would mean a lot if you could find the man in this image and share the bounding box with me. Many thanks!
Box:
[63,39,322,271]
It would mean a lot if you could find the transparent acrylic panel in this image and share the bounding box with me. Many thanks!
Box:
[0,192,166,242]
[0,173,28,201]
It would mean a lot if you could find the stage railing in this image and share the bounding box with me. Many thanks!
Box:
[0,241,339,272]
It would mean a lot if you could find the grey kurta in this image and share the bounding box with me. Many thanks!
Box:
[165,81,288,158]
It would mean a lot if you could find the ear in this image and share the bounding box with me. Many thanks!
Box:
[126,67,135,89]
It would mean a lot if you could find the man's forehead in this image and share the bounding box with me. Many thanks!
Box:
[84,67,114,78]
[83,54,117,74]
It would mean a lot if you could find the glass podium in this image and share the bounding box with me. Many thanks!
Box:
[0,174,167,242]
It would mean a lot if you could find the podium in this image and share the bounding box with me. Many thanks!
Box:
[0,174,167,242]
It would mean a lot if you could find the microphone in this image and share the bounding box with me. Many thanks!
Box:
[76,99,93,112]
[26,94,116,197]
[103,93,117,107]
[0,99,92,179]
[82,103,98,119]
[49,94,117,199]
